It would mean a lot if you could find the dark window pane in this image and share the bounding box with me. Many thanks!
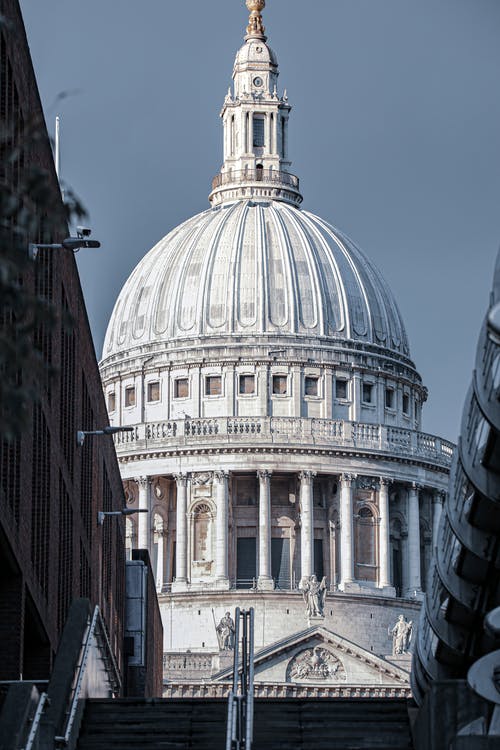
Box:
[237,537,257,588]
[205,376,222,396]
[403,394,409,414]
[336,379,348,399]
[385,388,394,409]
[272,538,291,589]
[253,116,265,147]
[147,381,160,402]
[362,383,373,403]
[174,379,189,399]
[240,375,255,395]
[108,392,116,412]
[305,376,318,396]
[273,375,287,395]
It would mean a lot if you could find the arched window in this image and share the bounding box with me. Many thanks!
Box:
[355,506,376,582]
[193,503,212,562]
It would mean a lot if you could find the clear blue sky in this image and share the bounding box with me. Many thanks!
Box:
[20,0,500,442]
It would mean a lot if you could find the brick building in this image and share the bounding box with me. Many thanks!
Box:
[0,0,126,683]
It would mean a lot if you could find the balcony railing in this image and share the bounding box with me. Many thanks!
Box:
[211,168,300,191]
[113,417,454,468]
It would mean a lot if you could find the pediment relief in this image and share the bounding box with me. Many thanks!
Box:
[286,646,346,683]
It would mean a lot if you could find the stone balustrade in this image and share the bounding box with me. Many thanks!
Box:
[113,417,454,467]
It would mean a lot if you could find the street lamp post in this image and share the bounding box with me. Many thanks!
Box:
[97,508,148,526]
[76,426,134,447]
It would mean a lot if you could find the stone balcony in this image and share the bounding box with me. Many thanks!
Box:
[113,416,454,469]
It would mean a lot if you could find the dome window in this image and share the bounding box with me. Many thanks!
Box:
[335,378,348,400]
[385,388,395,410]
[174,378,189,399]
[362,383,374,404]
[239,374,256,395]
[305,376,319,397]
[272,375,287,395]
[403,393,410,414]
[205,376,222,397]
[124,386,136,408]
[107,391,116,412]
[147,381,160,403]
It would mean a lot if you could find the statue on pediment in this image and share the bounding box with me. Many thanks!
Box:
[390,614,413,655]
[300,575,327,617]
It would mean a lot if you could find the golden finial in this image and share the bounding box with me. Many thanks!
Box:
[246,0,266,38]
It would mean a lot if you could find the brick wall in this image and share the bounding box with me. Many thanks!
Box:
[0,0,125,683]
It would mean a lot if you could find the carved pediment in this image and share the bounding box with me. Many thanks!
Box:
[212,625,410,687]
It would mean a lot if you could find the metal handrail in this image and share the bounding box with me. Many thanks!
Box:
[24,692,49,750]
[55,606,121,746]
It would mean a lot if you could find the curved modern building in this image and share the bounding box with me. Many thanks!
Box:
[100,0,454,697]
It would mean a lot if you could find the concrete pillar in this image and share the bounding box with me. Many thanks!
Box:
[173,474,188,588]
[406,483,422,598]
[378,478,392,589]
[300,471,315,579]
[136,476,150,550]
[432,490,444,550]
[215,471,230,588]
[339,473,354,589]
[257,470,273,589]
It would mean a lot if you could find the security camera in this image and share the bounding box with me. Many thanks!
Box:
[76,226,92,238]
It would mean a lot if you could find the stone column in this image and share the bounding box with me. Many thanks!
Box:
[257,470,273,589]
[378,478,392,589]
[173,473,188,588]
[339,474,354,589]
[154,516,165,592]
[214,471,230,588]
[432,490,444,550]
[136,476,150,551]
[405,483,422,598]
[299,472,316,580]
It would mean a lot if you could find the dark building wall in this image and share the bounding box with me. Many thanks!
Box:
[126,550,163,698]
[0,0,125,683]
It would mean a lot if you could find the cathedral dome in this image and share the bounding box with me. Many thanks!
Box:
[102,200,410,362]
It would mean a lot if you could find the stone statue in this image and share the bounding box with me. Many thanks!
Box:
[300,575,327,617]
[216,611,235,651]
[390,614,413,655]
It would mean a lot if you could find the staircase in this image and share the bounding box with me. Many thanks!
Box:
[77,697,413,750]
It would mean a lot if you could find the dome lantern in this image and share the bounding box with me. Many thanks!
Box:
[209,0,303,207]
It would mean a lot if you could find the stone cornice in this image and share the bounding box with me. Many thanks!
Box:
[162,681,412,699]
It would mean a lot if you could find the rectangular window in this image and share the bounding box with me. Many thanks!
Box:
[362,383,373,404]
[108,392,116,412]
[239,375,256,395]
[272,375,287,395]
[385,388,395,409]
[147,381,160,402]
[336,379,348,400]
[305,376,319,397]
[205,375,222,396]
[403,394,410,414]
[174,378,189,399]
[253,116,265,147]
[124,386,136,408]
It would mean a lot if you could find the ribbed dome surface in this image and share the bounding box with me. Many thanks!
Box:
[102,200,410,359]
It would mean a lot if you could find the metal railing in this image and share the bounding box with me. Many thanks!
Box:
[212,168,300,191]
[54,606,121,747]
[226,608,254,750]
[114,416,455,468]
